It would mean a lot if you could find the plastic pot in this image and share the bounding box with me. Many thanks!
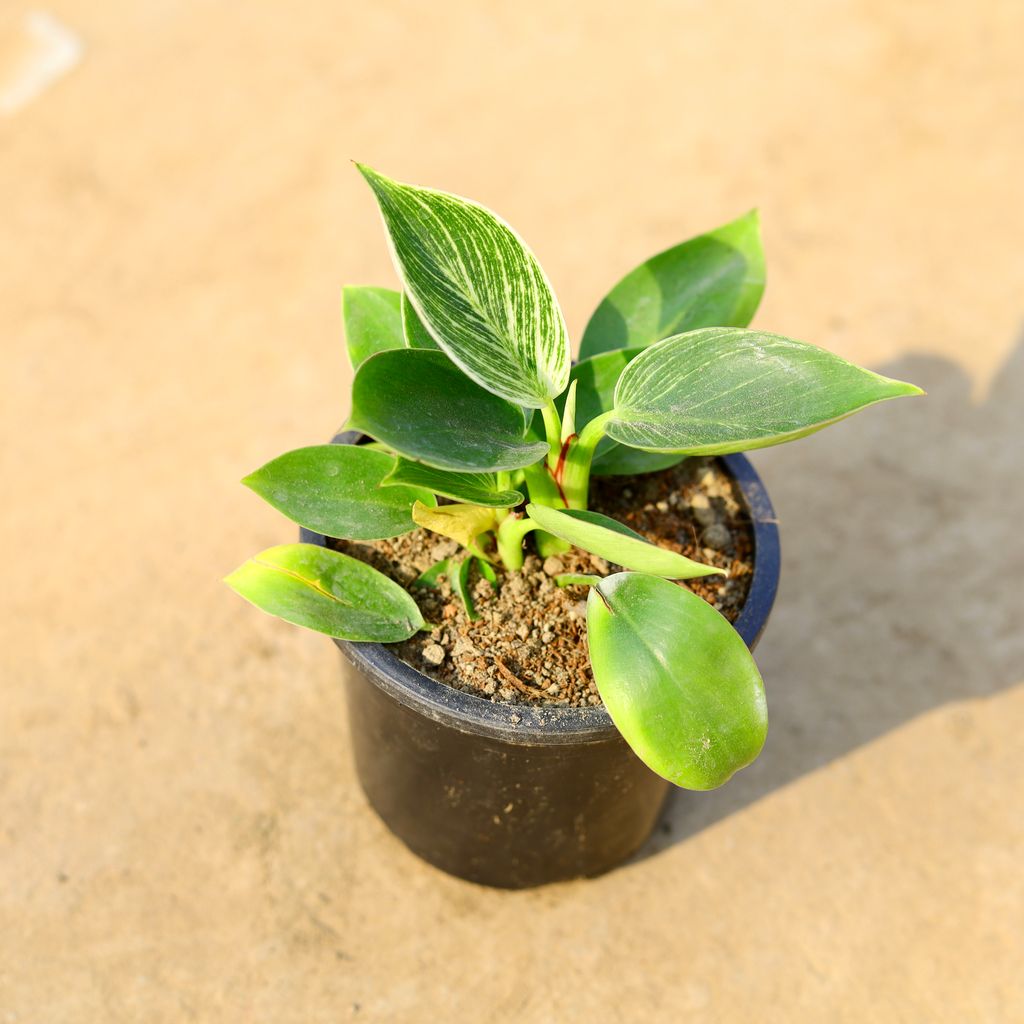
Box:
[301,432,780,889]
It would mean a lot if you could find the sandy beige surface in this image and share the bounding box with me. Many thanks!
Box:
[2,1,1022,1020]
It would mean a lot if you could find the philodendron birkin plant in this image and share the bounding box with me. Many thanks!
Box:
[227,165,922,791]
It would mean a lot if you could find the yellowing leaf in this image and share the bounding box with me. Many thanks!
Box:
[411,501,500,559]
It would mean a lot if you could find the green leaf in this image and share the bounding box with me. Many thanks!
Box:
[357,164,570,408]
[225,543,423,642]
[350,349,549,472]
[412,501,499,559]
[579,210,764,359]
[401,292,440,350]
[453,557,480,621]
[342,286,404,369]
[591,445,686,477]
[566,348,687,476]
[242,445,435,540]
[560,379,578,442]
[414,558,452,588]
[476,557,500,589]
[554,573,603,588]
[525,504,722,579]
[587,573,767,789]
[382,457,524,508]
[609,327,924,455]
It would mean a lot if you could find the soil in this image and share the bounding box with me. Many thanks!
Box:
[331,457,755,707]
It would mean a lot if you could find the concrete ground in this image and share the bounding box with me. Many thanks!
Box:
[2,2,1022,1020]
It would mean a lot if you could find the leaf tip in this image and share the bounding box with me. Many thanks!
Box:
[884,376,926,399]
[222,564,247,590]
[354,162,390,192]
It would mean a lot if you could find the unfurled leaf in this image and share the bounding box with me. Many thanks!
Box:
[243,445,435,540]
[566,348,686,476]
[357,164,570,408]
[412,501,499,558]
[579,210,764,359]
[225,543,423,641]
[349,349,549,472]
[609,327,924,455]
[401,292,439,350]
[382,458,524,508]
[342,286,404,369]
[587,573,767,789]
[525,504,722,579]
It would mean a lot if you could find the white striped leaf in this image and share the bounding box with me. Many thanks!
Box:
[566,348,687,476]
[609,328,924,455]
[358,165,570,408]
[401,292,439,350]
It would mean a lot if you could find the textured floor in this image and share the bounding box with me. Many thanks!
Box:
[2,2,1022,1020]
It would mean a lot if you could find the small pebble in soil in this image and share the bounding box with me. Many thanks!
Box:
[422,643,446,666]
[430,540,457,562]
[690,492,718,526]
[702,523,731,550]
[542,556,565,576]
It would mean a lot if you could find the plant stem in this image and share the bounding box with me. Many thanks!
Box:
[561,411,615,509]
[522,461,572,556]
[535,531,571,558]
[523,461,564,507]
[540,399,562,470]
[495,514,540,571]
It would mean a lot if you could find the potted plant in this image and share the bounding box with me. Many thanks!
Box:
[227,166,922,888]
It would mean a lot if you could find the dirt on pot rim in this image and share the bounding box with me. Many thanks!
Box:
[332,456,755,708]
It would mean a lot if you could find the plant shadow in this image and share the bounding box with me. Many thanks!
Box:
[638,332,1024,853]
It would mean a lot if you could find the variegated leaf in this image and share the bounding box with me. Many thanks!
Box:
[401,292,439,350]
[609,328,924,455]
[358,164,570,408]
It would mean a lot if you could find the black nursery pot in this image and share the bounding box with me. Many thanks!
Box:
[301,432,780,889]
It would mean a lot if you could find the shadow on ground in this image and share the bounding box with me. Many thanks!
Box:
[640,334,1024,853]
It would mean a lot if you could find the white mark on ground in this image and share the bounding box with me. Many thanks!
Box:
[0,11,82,116]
